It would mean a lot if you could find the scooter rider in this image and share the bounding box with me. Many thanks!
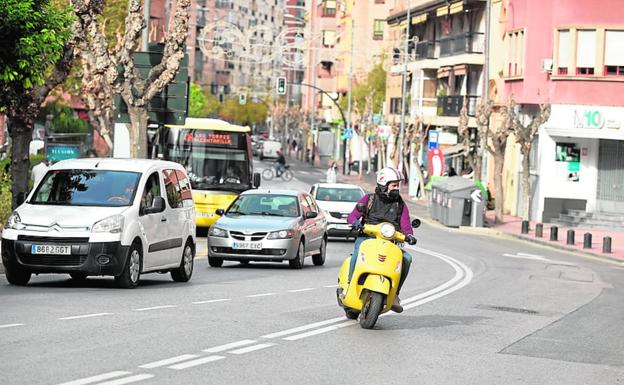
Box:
[346,167,416,313]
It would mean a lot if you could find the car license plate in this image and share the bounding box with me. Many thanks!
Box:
[31,245,71,255]
[232,242,262,250]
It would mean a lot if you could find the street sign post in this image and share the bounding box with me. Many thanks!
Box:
[428,130,439,150]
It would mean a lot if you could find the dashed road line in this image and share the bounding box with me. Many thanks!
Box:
[261,317,345,339]
[57,371,131,385]
[228,343,275,355]
[246,292,277,298]
[59,313,112,321]
[287,288,316,293]
[0,323,24,329]
[134,305,176,312]
[284,321,356,341]
[323,284,339,288]
[139,354,199,369]
[192,298,231,305]
[96,374,154,385]
[203,339,257,353]
[168,355,225,370]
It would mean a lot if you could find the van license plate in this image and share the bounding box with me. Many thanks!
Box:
[31,245,71,255]
[232,242,262,250]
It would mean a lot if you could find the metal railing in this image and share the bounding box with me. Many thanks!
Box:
[415,40,436,60]
[436,95,479,117]
[439,32,485,57]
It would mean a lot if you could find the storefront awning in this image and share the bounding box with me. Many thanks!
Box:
[442,143,467,157]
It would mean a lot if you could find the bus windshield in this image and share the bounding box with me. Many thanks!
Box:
[165,128,251,192]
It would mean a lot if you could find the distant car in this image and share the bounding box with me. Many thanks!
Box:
[207,189,327,269]
[310,183,366,239]
[259,140,282,160]
[1,158,196,288]
[252,137,265,157]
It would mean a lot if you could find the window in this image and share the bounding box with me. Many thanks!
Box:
[322,0,336,17]
[576,30,596,75]
[322,30,336,47]
[557,30,570,75]
[140,172,162,214]
[373,19,384,40]
[389,97,402,114]
[505,30,524,77]
[163,169,182,209]
[604,30,624,76]
[299,196,311,215]
[174,170,194,208]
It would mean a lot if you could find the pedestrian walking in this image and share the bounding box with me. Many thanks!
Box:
[326,161,338,183]
[31,157,49,186]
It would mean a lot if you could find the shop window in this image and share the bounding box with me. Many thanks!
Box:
[604,30,624,76]
[576,30,596,76]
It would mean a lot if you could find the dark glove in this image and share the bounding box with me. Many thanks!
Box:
[351,220,363,232]
[405,234,417,245]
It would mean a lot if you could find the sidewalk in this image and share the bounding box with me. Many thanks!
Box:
[292,156,624,263]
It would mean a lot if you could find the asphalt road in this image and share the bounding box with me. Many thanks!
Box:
[1,159,624,385]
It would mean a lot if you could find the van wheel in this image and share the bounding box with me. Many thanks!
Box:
[312,238,326,266]
[171,242,194,282]
[69,272,88,281]
[5,265,31,286]
[289,241,305,269]
[208,257,223,267]
[115,243,141,289]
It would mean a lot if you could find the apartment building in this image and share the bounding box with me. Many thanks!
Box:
[493,0,624,222]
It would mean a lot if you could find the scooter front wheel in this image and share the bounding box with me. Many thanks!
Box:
[359,291,384,329]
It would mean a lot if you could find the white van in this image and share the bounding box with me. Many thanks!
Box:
[1,158,196,288]
[259,140,282,160]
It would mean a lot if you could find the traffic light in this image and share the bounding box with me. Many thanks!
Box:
[239,93,247,105]
[276,77,287,95]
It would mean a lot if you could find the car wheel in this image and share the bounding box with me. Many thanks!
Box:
[5,264,31,286]
[208,257,224,267]
[115,242,141,289]
[171,241,194,282]
[69,272,88,281]
[312,237,326,266]
[288,241,305,269]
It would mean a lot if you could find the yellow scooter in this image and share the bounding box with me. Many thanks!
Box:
[337,218,420,329]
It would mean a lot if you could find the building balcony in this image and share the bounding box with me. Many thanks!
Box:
[414,41,436,60]
[436,95,478,117]
[439,32,485,57]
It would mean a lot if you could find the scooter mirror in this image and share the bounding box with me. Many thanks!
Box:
[411,218,421,228]
[356,203,366,213]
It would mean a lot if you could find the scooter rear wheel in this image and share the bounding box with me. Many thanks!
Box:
[359,291,384,329]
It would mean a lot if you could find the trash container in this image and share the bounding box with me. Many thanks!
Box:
[431,177,483,228]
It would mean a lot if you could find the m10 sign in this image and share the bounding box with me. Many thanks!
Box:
[574,110,604,129]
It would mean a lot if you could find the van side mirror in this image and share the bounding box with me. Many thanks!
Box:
[144,196,166,214]
[304,211,318,219]
[215,208,225,216]
[356,203,366,213]
[411,218,421,228]
[253,172,261,188]
[16,192,26,206]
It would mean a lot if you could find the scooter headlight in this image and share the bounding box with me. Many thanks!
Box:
[380,223,396,238]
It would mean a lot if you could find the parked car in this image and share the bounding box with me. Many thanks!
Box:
[310,183,366,239]
[207,189,327,269]
[259,140,282,160]
[252,137,265,157]
[1,158,196,288]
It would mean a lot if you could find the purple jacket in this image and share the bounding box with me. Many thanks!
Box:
[347,194,413,235]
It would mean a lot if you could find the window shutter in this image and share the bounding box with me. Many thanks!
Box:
[605,30,624,66]
[558,30,570,67]
[576,30,596,68]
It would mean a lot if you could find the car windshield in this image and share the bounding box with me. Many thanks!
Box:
[316,187,364,202]
[227,194,300,217]
[30,170,141,207]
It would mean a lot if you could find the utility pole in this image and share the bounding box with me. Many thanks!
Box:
[481,0,492,182]
[141,0,151,51]
[309,6,318,164]
[344,15,354,175]
[398,0,411,174]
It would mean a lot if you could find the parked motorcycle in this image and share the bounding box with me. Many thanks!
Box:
[337,208,420,329]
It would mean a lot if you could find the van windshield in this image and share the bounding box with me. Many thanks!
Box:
[30,170,141,207]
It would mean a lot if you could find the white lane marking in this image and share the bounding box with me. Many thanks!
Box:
[0,323,24,329]
[139,354,199,369]
[96,374,154,385]
[323,284,339,288]
[168,355,225,370]
[284,321,356,341]
[203,339,257,353]
[192,298,231,305]
[261,317,345,339]
[58,313,112,321]
[133,305,176,312]
[228,343,275,355]
[287,288,316,293]
[57,371,131,385]
[503,252,577,266]
[246,292,276,298]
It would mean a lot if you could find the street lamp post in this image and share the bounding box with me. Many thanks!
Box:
[398,1,411,174]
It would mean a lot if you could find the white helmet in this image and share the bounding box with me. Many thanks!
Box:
[376,167,402,187]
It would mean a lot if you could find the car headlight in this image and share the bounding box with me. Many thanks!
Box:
[92,215,124,233]
[380,223,396,238]
[208,227,228,237]
[267,229,294,239]
[6,212,25,230]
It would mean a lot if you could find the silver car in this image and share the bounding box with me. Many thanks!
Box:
[207,189,327,269]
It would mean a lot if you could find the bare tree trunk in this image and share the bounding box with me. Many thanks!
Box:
[494,153,505,223]
[8,121,32,209]
[521,150,531,221]
[127,105,148,158]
